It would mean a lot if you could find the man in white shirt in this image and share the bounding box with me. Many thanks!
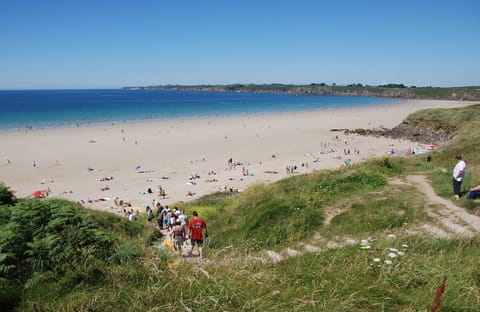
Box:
[452,154,466,200]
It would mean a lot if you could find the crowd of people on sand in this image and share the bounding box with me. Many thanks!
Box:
[227,158,243,171]
[25,129,480,228]
[24,134,363,208]
[114,196,133,208]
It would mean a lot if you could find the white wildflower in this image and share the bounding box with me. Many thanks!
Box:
[387,234,396,239]
[373,258,381,263]
[360,239,369,246]
[389,248,399,252]
[397,251,405,256]
[387,253,397,258]
[384,260,393,265]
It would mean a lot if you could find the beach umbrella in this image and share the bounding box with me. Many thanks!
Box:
[33,190,42,197]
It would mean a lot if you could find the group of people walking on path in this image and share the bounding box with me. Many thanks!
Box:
[170,210,208,259]
[154,206,208,259]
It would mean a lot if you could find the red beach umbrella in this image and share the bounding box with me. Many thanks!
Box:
[33,190,42,198]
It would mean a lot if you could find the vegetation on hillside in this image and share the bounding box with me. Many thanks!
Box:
[1,104,480,311]
[0,188,160,311]
[123,83,480,101]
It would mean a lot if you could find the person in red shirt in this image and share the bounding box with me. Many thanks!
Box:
[188,211,208,259]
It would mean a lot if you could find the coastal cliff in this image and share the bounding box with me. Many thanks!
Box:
[122,84,480,101]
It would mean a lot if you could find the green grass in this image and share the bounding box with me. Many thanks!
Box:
[16,236,480,311]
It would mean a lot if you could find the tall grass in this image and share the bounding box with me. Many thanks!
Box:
[17,236,480,311]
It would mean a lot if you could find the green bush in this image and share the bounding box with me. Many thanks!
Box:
[0,183,16,206]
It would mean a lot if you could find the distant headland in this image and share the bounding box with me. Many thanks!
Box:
[122,83,480,101]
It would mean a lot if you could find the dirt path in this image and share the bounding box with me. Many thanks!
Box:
[407,175,480,236]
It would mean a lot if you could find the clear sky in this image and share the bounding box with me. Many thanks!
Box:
[1,0,479,89]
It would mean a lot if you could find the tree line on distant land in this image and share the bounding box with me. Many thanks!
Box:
[123,83,480,101]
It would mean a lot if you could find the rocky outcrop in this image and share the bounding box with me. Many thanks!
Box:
[342,121,449,145]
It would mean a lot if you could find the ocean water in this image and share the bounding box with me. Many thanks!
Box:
[0,89,400,130]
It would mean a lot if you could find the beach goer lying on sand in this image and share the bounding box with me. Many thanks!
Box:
[137,169,155,174]
[189,173,200,180]
[264,170,278,174]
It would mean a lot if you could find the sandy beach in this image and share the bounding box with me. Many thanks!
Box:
[0,99,472,215]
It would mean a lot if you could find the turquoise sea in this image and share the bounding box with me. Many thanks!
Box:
[0,89,400,131]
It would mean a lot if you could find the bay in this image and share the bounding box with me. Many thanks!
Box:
[0,89,399,130]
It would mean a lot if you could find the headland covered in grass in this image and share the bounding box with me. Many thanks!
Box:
[124,83,480,101]
[1,103,480,311]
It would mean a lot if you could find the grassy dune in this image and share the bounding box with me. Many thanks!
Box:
[1,104,480,311]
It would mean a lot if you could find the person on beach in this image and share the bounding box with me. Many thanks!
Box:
[188,211,208,259]
[452,154,466,200]
[467,184,480,200]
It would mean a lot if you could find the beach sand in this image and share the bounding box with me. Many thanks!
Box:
[0,99,472,215]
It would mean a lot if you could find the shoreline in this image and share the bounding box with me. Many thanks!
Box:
[0,99,475,215]
[0,92,401,133]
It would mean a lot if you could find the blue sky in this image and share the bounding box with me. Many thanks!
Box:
[1,0,479,89]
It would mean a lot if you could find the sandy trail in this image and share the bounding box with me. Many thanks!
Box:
[407,175,480,235]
